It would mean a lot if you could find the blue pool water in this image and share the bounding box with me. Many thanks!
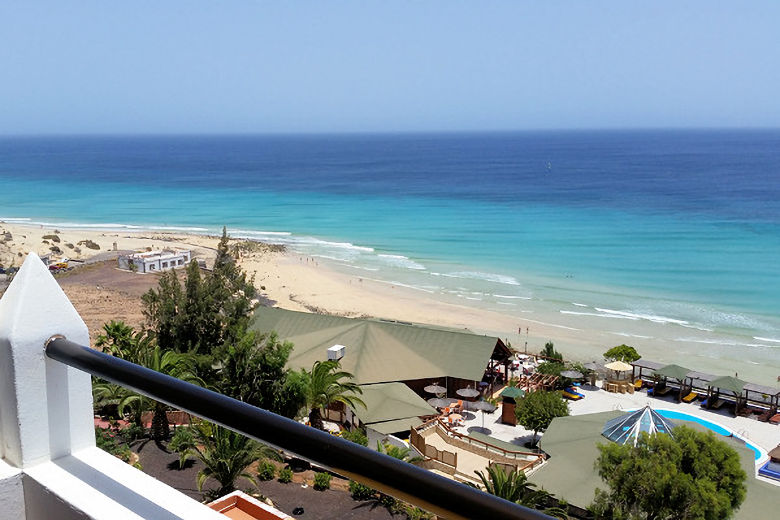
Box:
[656,409,763,461]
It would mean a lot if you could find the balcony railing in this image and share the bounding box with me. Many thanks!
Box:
[46,337,553,520]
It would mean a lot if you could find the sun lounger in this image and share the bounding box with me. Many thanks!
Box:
[634,379,643,390]
[682,392,698,403]
[562,390,583,401]
[758,409,775,422]
[769,414,780,425]
[710,399,726,409]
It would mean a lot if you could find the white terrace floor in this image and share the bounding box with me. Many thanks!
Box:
[451,382,780,461]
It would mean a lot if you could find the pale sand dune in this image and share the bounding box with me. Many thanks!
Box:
[2,221,778,386]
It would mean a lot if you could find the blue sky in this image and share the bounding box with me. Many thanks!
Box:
[2,1,779,134]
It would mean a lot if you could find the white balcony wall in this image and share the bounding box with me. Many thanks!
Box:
[0,253,224,520]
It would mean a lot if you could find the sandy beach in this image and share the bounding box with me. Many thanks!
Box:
[1,220,778,386]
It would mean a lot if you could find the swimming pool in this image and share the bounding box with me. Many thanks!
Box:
[655,409,765,462]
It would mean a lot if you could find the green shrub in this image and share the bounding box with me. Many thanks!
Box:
[95,426,133,464]
[257,461,276,481]
[342,428,368,446]
[121,423,147,442]
[379,493,397,509]
[278,467,293,483]
[349,480,376,500]
[403,505,434,520]
[78,239,100,250]
[313,472,332,491]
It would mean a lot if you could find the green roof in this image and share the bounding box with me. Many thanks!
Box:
[365,417,424,435]
[653,364,692,381]
[355,382,437,425]
[709,375,747,395]
[250,307,505,385]
[501,387,526,399]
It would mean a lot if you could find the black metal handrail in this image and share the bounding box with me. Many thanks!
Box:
[46,337,552,520]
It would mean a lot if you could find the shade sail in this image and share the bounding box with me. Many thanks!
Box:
[709,375,747,395]
[355,382,437,424]
[601,406,676,446]
[500,387,526,399]
[653,364,692,381]
[365,417,423,435]
[604,360,633,372]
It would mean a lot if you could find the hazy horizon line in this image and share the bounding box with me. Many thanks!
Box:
[2,125,780,139]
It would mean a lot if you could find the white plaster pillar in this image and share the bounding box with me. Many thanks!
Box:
[0,252,95,469]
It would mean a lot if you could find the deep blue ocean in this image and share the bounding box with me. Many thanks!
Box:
[1,130,780,347]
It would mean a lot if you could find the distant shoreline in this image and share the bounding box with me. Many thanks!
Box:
[2,219,778,386]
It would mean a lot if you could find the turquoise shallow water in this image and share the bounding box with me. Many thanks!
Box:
[1,131,780,354]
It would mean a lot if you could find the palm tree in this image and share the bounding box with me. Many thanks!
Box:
[132,345,201,440]
[101,325,200,440]
[176,421,281,499]
[92,380,126,419]
[472,466,569,519]
[96,320,136,355]
[377,442,422,464]
[304,360,365,430]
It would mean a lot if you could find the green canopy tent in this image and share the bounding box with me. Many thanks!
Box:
[707,375,748,414]
[652,364,693,401]
[499,386,526,426]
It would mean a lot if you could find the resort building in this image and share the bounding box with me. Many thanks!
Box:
[118,249,191,273]
[250,307,514,438]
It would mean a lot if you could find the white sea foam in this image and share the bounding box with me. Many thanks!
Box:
[310,254,346,261]
[4,219,210,233]
[494,294,532,300]
[230,229,292,237]
[435,271,521,286]
[496,302,516,306]
[523,318,581,331]
[678,323,714,332]
[572,302,588,307]
[337,263,380,272]
[559,310,637,320]
[615,333,651,340]
[754,336,780,344]
[377,253,426,270]
[673,337,779,349]
[744,343,779,349]
[366,278,438,294]
[594,307,689,325]
[152,225,211,232]
[0,217,32,221]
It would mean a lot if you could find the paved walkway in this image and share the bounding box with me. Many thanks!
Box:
[423,428,493,478]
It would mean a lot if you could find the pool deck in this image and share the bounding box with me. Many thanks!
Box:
[454,382,779,461]
[447,382,780,516]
